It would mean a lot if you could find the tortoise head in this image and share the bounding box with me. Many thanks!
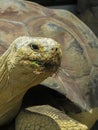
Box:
[0,36,62,125]
[6,36,62,86]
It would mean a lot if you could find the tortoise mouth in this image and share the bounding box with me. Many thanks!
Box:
[32,60,59,68]
[30,58,60,72]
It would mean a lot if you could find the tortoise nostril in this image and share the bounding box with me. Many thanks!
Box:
[55,48,58,51]
[51,47,58,52]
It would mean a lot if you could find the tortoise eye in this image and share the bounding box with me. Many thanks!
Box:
[30,44,39,51]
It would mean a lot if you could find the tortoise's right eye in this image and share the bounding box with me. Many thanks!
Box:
[30,44,39,51]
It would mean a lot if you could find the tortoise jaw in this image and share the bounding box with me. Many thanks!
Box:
[31,52,61,69]
[31,60,44,66]
[32,60,58,67]
[31,60,60,71]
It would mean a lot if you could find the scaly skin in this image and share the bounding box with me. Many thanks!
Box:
[0,36,62,125]
[15,105,88,130]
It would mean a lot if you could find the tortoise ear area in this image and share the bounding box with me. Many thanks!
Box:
[41,69,91,111]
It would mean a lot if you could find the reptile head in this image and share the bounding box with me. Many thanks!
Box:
[7,36,62,85]
[0,36,62,125]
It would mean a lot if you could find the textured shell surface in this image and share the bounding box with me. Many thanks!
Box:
[0,0,98,110]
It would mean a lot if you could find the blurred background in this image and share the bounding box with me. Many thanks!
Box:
[27,0,98,37]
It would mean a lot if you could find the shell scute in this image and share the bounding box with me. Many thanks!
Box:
[0,0,98,110]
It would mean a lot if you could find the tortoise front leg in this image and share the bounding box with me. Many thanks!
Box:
[15,105,88,130]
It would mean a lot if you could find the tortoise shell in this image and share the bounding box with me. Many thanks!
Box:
[0,0,98,110]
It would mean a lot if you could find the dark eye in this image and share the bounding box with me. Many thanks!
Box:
[30,44,39,50]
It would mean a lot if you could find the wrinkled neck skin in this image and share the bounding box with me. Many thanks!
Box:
[0,46,50,125]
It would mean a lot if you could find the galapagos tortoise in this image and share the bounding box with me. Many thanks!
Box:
[0,0,98,129]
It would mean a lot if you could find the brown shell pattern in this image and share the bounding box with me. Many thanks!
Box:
[0,0,98,110]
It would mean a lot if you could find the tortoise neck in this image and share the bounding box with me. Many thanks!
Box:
[0,47,27,103]
[0,48,24,125]
[0,47,11,90]
[0,48,34,125]
[0,45,46,101]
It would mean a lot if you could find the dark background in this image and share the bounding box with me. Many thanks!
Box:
[28,0,77,6]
